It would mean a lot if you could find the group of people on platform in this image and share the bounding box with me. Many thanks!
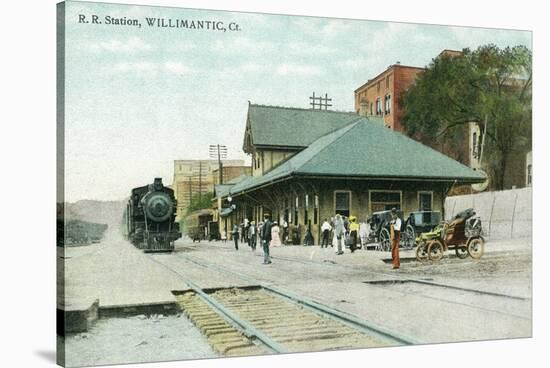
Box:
[320,209,401,268]
[226,213,282,264]
[320,215,369,253]
[221,209,402,269]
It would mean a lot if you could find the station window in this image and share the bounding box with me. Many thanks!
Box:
[370,190,401,212]
[334,191,351,217]
[384,94,392,114]
[418,192,433,211]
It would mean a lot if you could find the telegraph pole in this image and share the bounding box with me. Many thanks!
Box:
[188,176,192,209]
[198,161,203,202]
[209,144,228,184]
[309,92,332,110]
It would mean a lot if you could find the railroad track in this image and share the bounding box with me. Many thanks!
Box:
[146,254,416,357]
[177,243,530,320]
[179,242,530,301]
[255,253,532,320]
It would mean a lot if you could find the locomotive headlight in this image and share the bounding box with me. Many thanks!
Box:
[142,192,173,222]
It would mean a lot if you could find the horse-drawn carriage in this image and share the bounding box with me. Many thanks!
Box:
[367,210,440,251]
[415,208,484,262]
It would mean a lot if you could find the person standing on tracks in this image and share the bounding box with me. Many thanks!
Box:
[333,214,345,255]
[231,224,239,250]
[321,219,331,248]
[260,213,273,264]
[390,208,402,269]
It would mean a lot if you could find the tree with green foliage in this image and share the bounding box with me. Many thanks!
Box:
[401,44,531,190]
[185,192,214,215]
[180,192,214,232]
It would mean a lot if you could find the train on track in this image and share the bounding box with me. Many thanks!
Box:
[124,178,181,252]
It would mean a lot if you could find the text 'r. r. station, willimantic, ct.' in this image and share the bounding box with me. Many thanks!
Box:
[77,14,242,32]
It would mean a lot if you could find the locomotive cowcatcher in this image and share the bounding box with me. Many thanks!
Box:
[125,178,181,252]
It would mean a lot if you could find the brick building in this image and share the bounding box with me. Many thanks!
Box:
[354,49,531,190]
[172,159,244,220]
[354,63,424,131]
[212,165,251,187]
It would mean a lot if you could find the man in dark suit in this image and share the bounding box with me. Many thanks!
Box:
[260,213,273,264]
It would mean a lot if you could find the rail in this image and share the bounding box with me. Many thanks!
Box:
[176,253,418,345]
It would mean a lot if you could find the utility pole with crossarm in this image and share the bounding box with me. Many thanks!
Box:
[209,144,228,185]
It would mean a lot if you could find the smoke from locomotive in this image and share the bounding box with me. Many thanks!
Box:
[124,178,181,252]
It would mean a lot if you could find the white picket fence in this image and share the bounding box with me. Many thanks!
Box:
[444,187,532,240]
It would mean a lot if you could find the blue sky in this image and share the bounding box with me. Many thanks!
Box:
[62,1,531,201]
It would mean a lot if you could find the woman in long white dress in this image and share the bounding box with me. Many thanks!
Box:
[359,221,369,249]
[270,222,282,246]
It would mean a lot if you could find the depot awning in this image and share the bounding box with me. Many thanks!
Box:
[219,207,234,217]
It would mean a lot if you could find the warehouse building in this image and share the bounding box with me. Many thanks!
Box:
[214,103,485,244]
[172,159,244,220]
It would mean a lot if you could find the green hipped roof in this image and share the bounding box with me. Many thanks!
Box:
[213,175,253,198]
[213,184,233,198]
[247,104,365,148]
[228,118,486,196]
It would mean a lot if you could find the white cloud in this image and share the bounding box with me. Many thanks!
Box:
[89,36,153,53]
[210,37,276,54]
[291,17,355,39]
[276,63,322,76]
[163,61,195,75]
[287,41,336,55]
[114,61,157,73]
[111,61,197,76]
[336,58,373,71]
[172,40,197,52]
[239,62,269,74]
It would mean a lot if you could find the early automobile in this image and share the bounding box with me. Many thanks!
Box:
[403,211,441,248]
[415,208,484,261]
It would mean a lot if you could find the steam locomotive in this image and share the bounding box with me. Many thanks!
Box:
[124,178,181,252]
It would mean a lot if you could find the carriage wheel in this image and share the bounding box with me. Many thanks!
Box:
[427,239,445,261]
[403,224,416,250]
[415,241,429,262]
[467,237,485,259]
[455,246,469,259]
[379,228,391,252]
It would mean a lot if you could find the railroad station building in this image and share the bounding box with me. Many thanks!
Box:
[214,103,485,244]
